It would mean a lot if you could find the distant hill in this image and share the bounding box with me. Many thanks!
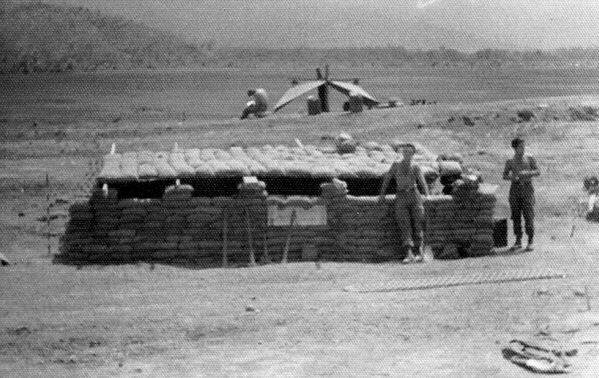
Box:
[2,1,597,74]
[0,2,215,73]
[12,0,598,50]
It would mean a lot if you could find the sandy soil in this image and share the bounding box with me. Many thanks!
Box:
[1,93,599,377]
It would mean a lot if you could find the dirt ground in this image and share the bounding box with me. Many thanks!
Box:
[2,92,599,377]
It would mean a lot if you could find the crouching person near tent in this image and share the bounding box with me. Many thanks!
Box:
[379,143,430,263]
[503,137,540,251]
[241,88,269,119]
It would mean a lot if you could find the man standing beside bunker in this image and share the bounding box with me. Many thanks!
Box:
[503,137,540,251]
[379,143,430,264]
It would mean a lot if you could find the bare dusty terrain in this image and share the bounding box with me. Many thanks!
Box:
[1,85,599,376]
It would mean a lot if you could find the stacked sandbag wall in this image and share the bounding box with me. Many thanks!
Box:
[324,189,496,262]
[424,191,496,257]
[59,181,496,265]
[60,185,236,265]
[323,189,401,262]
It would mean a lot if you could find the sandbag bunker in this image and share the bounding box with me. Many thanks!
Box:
[58,142,497,266]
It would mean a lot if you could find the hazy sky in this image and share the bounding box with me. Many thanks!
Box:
[12,0,599,49]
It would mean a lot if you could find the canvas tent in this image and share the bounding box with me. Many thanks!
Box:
[274,70,379,112]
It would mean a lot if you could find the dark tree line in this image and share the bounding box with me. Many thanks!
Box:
[1,2,597,74]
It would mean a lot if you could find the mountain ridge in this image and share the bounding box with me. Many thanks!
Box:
[0,2,215,73]
[2,1,597,73]
[6,0,599,50]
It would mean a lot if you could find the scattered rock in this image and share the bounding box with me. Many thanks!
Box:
[54,197,69,205]
[53,129,68,139]
[9,326,30,335]
[36,214,61,222]
[0,253,11,266]
[569,106,598,121]
[462,116,475,126]
[336,135,357,154]
[517,109,536,122]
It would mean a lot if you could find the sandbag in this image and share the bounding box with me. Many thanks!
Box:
[154,153,177,178]
[229,146,247,159]
[169,152,195,177]
[120,152,138,180]
[214,149,232,161]
[137,150,155,164]
[98,154,122,180]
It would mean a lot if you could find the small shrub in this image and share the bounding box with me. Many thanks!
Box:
[517,109,535,122]
[569,107,597,121]
[582,106,598,116]
[462,116,475,126]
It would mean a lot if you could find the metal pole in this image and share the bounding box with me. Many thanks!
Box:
[46,172,51,255]
[245,206,256,266]
[222,206,228,268]
[282,209,297,264]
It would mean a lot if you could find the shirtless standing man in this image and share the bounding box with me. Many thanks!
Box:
[503,137,540,251]
[379,143,430,263]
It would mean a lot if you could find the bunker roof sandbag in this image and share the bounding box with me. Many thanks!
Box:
[97,143,440,183]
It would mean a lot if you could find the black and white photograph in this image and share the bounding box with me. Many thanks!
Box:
[1,0,598,376]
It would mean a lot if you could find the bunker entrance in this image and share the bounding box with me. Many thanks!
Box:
[102,176,397,199]
[344,178,397,196]
[258,177,327,196]
[104,177,243,199]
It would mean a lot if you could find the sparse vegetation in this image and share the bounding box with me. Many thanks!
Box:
[516,109,535,122]
[0,1,215,73]
[2,1,599,74]
[569,106,598,122]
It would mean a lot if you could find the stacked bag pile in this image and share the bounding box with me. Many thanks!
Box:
[329,196,401,261]
[425,182,496,258]
[60,180,342,265]
[96,142,440,184]
[60,185,245,265]
[59,140,497,266]
[59,179,497,265]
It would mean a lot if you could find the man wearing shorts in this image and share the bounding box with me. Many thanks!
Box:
[379,143,430,263]
[503,137,540,251]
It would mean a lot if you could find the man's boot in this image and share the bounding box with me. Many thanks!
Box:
[511,235,522,250]
[525,236,534,251]
[402,247,415,264]
[413,246,424,263]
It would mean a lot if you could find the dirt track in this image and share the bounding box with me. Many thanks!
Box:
[2,93,599,377]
